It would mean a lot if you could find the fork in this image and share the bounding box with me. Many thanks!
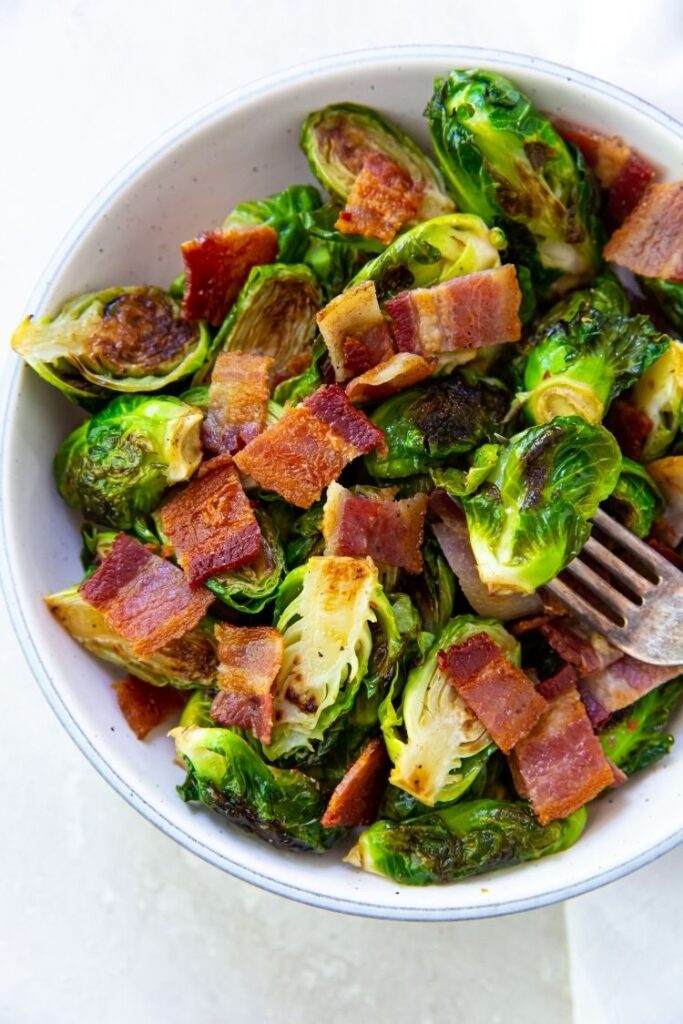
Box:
[543,509,683,665]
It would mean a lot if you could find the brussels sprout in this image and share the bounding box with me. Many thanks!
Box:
[54,395,202,530]
[406,535,457,636]
[173,725,342,851]
[630,339,683,460]
[205,509,284,613]
[179,689,215,728]
[46,585,219,688]
[365,372,510,479]
[602,458,663,538]
[430,443,501,498]
[518,280,670,425]
[301,102,453,221]
[461,417,622,594]
[12,287,211,406]
[223,183,324,262]
[427,69,600,294]
[300,203,384,298]
[81,525,119,573]
[346,799,587,884]
[193,263,322,384]
[352,213,506,301]
[599,677,683,776]
[265,556,400,763]
[643,277,683,333]
[381,615,519,806]
[272,338,329,406]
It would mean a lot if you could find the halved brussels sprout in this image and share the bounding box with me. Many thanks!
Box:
[630,339,683,460]
[602,458,663,538]
[46,585,219,689]
[205,509,285,614]
[301,102,453,221]
[381,615,519,806]
[223,183,324,262]
[12,287,211,406]
[599,677,683,776]
[54,394,202,530]
[461,417,622,594]
[352,213,506,301]
[427,69,601,294]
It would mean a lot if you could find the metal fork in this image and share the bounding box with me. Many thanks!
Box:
[543,509,683,665]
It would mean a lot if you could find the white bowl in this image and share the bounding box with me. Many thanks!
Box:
[3,46,682,920]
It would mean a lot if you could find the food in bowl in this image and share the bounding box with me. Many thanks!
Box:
[11,67,683,886]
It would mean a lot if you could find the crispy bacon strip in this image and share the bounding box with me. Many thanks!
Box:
[202,351,273,455]
[539,619,622,675]
[335,152,424,244]
[80,534,213,655]
[181,225,278,326]
[603,182,683,281]
[316,281,395,382]
[323,481,427,573]
[579,657,683,727]
[210,623,283,744]
[234,384,385,508]
[345,353,434,404]
[385,265,523,356]
[604,399,654,461]
[438,633,547,754]
[536,664,578,701]
[113,675,186,740]
[509,686,614,824]
[320,738,389,828]
[159,456,261,587]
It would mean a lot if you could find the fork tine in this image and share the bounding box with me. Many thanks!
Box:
[581,536,655,594]
[563,557,636,617]
[543,576,619,634]
[592,510,673,577]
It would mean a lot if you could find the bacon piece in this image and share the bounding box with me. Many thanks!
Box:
[604,399,654,461]
[646,457,683,547]
[181,226,278,326]
[385,265,522,356]
[209,623,283,744]
[234,385,385,508]
[438,633,547,754]
[603,182,683,282]
[345,353,434,404]
[607,152,657,224]
[80,534,213,655]
[323,481,427,573]
[536,664,578,701]
[159,456,261,587]
[509,614,560,637]
[509,686,614,824]
[113,675,186,740]
[202,351,273,455]
[539,619,622,675]
[316,281,395,382]
[320,737,389,828]
[579,657,683,727]
[335,152,423,244]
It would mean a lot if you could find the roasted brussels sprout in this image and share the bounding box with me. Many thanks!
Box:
[173,725,342,851]
[205,509,285,613]
[346,799,587,884]
[643,277,683,334]
[284,503,325,569]
[12,287,211,407]
[427,69,600,294]
[300,203,384,298]
[629,339,683,460]
[381,615,519,806]
[599,677,683,776]
[352,213,506,301]
[461,417,622,594]
[407,536,457,636]
[54,395,202,530]
[430,443,500,498]
[365,372,510,479]
[602,458,663,538]
[301,102,453,221]
[223,183,324,262]
[46,586,219,689]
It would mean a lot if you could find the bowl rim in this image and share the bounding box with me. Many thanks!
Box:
[3,43,683,920]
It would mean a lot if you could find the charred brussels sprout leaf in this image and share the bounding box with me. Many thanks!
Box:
[346,799,586,884]
[223,184,324,263]
[602,458,663,538]
[205,510,284,613]
[430,443,501,498]
[301,102,453,220]
[461,417,622,594]
[284,503,325,569]
[599,678,683,776]
[12,287,210,406]
[630,339,683,460]
[365,373,510,479]
[408,536,457,636]
[173,726,342,851]
[54,394,202,530]
[427,69,600,294]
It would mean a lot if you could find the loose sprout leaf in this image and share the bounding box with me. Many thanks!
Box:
[602,458,663,538]
[599,678,683,776]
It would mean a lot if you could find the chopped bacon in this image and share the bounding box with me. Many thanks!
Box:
[209,623,283,744]
[579,657,683,727]
[234,385,385,508]
[509,614,560,637]
[607,152,657,224]
[385,265,523,356]
[345,353,434,404]
[113,675,186,740]
[438,633,547,754]
[159,456,261,587]
[539,619,621,675]
[646,457,683,548]
[320,737,389,828]
[335,152,423,244]
[608,761,628,788]
[647,537,683,570]
[603,182,683,282]
[201,351,273,455]
[508,686,614,825]
[181,226,278,326]
[316,281,395,382]
[272,351,312,388]
[604,399,654,461]
[322,481,427,573]
[80,534,213,656]
[536,664,578,701]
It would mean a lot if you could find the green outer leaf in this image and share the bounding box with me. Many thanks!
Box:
[223,184,324,262]
[602,458,663,538]
[599,677,683,775]
[643,277,683,333]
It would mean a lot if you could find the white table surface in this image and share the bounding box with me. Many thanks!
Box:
[1,2,682,1021]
